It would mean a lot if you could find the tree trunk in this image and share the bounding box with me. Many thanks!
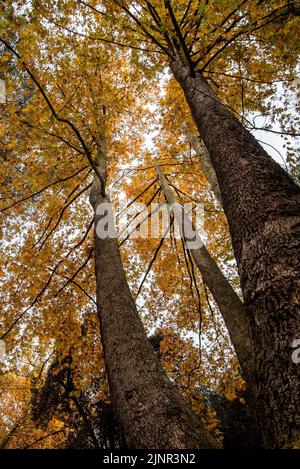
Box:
[170,59,300,448]
[156,165,255,393]
[89,143,218,448]
[182,124,222,205]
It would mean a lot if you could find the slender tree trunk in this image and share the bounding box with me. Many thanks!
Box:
[170,59,300,448]
[182,124,222,205]
[156,165,255,392]
[89,139,218,448]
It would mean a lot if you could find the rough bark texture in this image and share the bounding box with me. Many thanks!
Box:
[170,60,300,448]
[89,175,218,449]
[156,166,255,392]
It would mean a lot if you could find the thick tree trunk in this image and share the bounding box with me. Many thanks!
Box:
[89,165,218,448]
[170,60,300,448]
[156,165,255,392]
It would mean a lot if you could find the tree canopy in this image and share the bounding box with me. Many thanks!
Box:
[0,0,299,449]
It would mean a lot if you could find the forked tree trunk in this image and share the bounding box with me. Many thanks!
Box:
[156,165,255,392]
[89,158,218,448]
[170,59,300,448]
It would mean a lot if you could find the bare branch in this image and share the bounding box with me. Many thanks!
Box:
[38,182,92,250]
[54,248,94,297]
[0,166,89,213]
[135,216,174,298]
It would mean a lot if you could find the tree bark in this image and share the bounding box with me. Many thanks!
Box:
[156,165,255,393]
[89,140,218,448]
[170,59,300,448]
[182,124,222,205]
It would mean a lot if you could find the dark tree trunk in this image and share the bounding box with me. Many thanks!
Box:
[89,176,218,449]
[170,59,300,448]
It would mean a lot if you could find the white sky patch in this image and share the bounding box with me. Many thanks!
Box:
[252,119,288,166]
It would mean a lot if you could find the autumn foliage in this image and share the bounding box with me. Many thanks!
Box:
[0,0,299,449]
